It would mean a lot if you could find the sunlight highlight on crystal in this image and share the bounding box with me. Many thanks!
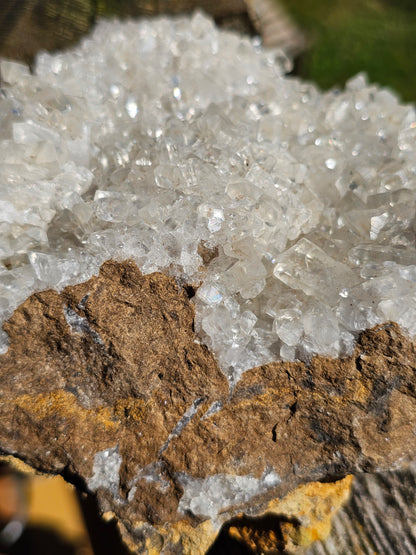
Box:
[1,13,416,384]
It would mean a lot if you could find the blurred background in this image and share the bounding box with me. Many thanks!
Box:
[0,1,416,554]
[1,0,416,101]
[284,0,416,103]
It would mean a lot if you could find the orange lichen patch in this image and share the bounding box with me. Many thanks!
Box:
[174,520,217,555]
[350,379,370,405]
[222,476,353,554]
[123,477,353,555]
[267,475,354,548]
[126,518,217,555]
[228,525,283,554]
[0,455,38,475]
[11,391,119,433]
[113,398,148,422]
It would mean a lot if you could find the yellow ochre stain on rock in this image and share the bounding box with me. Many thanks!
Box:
[12,390,119,432]
[130,477,353,555]
[268,474,354,548]
[114,397,150,422]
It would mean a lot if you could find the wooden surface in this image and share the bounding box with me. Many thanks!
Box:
[308,464,416,554]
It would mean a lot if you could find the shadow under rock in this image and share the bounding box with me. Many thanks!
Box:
[76,489,131,555]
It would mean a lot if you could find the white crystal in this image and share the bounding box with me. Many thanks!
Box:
[207,208,224,233]
[159,398,204,455]
[125,97,138,118]
[325,158,337,170]
[0,13,415,382]
[273,309,303,347]
[1,60,30,84]
[178,468,281,523]
[273,238,359,305]
[196,283,223,305]
[88,446,122,498]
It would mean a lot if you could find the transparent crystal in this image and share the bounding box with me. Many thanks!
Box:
[273,238,360,305]
[0,13,415,382]
[273,309,303,347]
[1,60,30,84]
[178,469,281,522]
[196,283,223,305]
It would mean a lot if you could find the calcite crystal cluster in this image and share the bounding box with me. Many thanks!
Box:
[1,13,416,384]
[2,12,416,553]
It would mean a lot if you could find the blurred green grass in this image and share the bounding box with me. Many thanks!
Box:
[281,0,416,102]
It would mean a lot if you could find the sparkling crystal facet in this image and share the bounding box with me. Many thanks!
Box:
[1,14,416,383]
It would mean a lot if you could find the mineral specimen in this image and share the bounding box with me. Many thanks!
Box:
[1,260,416,553]
[2,11,416,553]
[1,13,416,385]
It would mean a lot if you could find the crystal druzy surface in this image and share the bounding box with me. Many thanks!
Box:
[1,13,416,383]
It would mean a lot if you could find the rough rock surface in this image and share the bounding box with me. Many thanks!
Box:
[210,475,353,554]
[1,260,416,552]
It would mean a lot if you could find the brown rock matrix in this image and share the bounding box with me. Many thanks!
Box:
[1,260,416,552]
